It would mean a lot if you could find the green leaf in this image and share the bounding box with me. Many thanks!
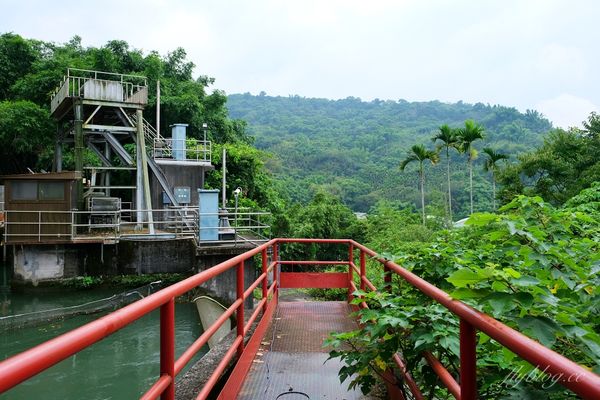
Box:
[450,287,489,300]
[512,276,540,287]
[503,268,521,278]
[466,213,498,226]
[446,269,484,288]
[513,292,534,308]
[517,315,562,347]
[484,292,516,314]
[580,333,600,362]
[554,314,575,328]
[439,335,460,356]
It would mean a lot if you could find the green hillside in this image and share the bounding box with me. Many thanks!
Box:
[227,93,553,216]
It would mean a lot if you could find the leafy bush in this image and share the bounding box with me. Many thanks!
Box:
[328,195,600,399]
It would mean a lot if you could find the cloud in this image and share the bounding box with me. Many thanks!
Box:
[1,0,599,120]
[536,94,597,129]
[535,44,588,83]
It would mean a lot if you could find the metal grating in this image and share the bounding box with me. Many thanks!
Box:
[238,301,372,399]
[237,352,367,400]
[270,301,356,353]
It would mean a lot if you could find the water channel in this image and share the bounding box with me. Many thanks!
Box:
[0,268,206,400]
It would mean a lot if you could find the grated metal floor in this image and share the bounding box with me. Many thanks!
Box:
[237,301,369,400]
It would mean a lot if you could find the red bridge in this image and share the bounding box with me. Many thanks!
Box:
[0,239,599,399]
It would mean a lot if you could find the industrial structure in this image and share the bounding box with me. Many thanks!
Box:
[1,69,269,286]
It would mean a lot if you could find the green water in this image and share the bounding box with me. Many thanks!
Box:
[0,288,206,399]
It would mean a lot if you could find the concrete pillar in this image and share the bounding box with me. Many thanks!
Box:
[54,141,62,172]
[136,111,145,229]
[136,109,155,234]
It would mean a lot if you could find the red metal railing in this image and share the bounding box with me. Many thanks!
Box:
[0,238,599,400]
[345,240,600,400]
[0,240,280,400]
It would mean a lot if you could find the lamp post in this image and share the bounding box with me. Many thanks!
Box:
[202,123,208,162]
[233,187,241,246]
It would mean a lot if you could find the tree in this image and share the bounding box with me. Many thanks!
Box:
[227,93,551,214]
[0,100,54,172]
[285,191,364,261]
[432,124,459,221]
[400,144,439,225]
[497,124,600,206]
[482,147,508,210]
[458,120,485,214]
[582,111,600,138]
[0,33,39,100]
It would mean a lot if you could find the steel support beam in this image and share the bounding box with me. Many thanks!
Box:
[99,131,133,165]
[73,98,84,208]
[87,141,113,167]
[83,124,136,132]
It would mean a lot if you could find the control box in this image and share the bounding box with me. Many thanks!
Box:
[174,186,191,204]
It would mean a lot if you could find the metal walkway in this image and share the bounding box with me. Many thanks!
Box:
[238,300,366,400]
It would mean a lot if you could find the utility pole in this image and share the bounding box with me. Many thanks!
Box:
[156,80,160,136]
[222,147,227,209]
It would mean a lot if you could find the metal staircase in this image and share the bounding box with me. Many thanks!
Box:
[126,131,180,208]
[72,112,179,208]
[129,113,172,159]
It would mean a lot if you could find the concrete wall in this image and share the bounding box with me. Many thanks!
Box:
[10,239,197,284]
[13,245,70,286]
[118,239,196,274]
[9,240,254,305]
[197,252,256,307]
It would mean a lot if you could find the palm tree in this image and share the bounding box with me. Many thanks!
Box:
[400,144,440,225]
[432,124,459,222]
[457,120,485,215]
[482,147,508,210]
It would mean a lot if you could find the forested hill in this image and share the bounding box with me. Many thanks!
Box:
[227,93,553,215]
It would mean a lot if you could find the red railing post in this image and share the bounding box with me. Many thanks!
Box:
[273,242,279,297]
[236,261,245,357]
[160,298,175,400]
[359,250,366,291]
[261,248,268,312]
[348,243,354,301]
[460,318,477,400]
[383,265,392,292]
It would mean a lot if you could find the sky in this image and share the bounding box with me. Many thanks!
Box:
[1,0,598,128]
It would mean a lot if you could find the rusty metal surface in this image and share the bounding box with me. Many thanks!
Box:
[238,301,367,399]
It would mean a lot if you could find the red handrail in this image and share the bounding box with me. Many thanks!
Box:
[348,240,600,400]
[0,239,278,399]
[0,238,599,400]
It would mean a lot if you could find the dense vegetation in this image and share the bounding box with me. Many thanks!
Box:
[227,93,553,216]
[325,192,600,399]
[499,112,600,206]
